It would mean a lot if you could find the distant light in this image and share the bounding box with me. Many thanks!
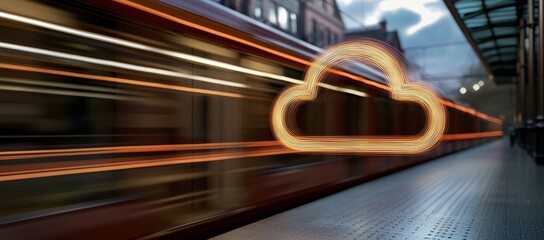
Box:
[478,80,484,86]
[342,0,353,4]
[473,84,480,91]
[460,87,467,94]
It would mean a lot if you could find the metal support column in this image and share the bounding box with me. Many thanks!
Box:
[527,0,536,153]
[539,0,544,114]
[529,0,536,119]
[535,0,544,163]
[518,18,527,148]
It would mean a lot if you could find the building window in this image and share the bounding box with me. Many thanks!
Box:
[313,22,322,46]
[269,4,277,24]
[327,29,332,45]
[316,0,326,10]
[316,24,324,47]
[290,13,297,34]
[312,19,317,44]
[254,7,262,19]
[254,0,262,19]
[325,28,330,46]
[277,6,289,30]
[268,3,298,35]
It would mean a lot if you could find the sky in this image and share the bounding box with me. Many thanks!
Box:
[336,0,491,100]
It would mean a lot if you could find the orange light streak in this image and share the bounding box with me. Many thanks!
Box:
[0,146,294,182]
[114,0,502,125]
[0,141,279,160]
[0,63,244,99]
[442,131,503,140]
[0,130,502,161]
[0,131,502,181]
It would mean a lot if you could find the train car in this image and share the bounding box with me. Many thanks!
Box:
[0,0,502,239]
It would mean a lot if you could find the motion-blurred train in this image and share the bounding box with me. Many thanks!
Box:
[0,0,502,239]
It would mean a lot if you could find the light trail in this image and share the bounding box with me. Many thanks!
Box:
[0,131,502,181]
[0,146,295,182]
[0,8,501,124]
[0,141,279,161]
[441,131,503,140]
[0,127,503,162]
[0,42,250,89]
[0,63,245,99]
[0,11,368,98]
[0,74,134,95]
[112,0,502,125]
[0,130,501,164]
[0,83,130,100]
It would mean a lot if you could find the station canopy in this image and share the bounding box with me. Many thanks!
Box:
[444,0,532,84]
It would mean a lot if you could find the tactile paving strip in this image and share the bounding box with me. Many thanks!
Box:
[213,140,544,240]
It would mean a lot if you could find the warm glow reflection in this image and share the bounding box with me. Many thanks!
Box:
[272,40,447,154]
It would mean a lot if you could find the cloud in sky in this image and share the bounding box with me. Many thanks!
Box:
[365,0,446,35]
[338,0,453,44]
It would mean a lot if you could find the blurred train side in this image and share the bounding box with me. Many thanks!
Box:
[0,0,501,239]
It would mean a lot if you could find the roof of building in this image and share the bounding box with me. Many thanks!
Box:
[345,21,403,53]
[444,0,532,85]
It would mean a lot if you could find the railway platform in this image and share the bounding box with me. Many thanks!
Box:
[214,139,544,239]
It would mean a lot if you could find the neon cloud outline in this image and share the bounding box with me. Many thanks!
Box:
[271,39,447,154]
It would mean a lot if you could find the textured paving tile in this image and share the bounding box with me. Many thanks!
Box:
[213,139,544,240]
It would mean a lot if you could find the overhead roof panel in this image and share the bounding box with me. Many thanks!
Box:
[444,0,524,84]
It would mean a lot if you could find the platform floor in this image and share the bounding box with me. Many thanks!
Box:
[213,139,544,240]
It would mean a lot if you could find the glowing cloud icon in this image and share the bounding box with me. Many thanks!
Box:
[271,40,446,154]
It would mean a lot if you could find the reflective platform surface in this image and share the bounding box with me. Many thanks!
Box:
[214,139,544,239]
